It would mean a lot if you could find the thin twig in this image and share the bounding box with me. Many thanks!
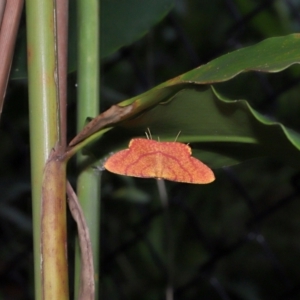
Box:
[0,1,6,26]
[66,181,95,300]
[0,0,24,115]
[156,179,174,300]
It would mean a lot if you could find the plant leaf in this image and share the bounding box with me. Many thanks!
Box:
[11,0,173,79]
[100,0,174,58]
[71,34,300,168]
[175,33,300,84]
[85,86,300,168]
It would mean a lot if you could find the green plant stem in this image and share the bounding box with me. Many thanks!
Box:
[75,0,100,298]
[26,0,68,299]
[157,179,174,300]
[42,157,68,300]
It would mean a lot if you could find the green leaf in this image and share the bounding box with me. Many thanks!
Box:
[11,0,173,79]
[88,86,300,168]
[72,34,300,168]
[177,33,300,83]
[101,0,174,58]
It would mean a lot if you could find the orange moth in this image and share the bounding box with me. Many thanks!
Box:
[104,137,215,184]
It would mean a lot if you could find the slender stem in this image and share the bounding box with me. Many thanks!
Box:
[26,0,68,298]
[0,1,6,24]
[0,0,23,115]
[75,0,100,298]
[156,179,174,300]
[41,156,68,300]
[67,182,95,300]
[56,0,68,149]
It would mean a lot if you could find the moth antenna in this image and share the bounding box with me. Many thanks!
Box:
[147,127,152,140]
[157,136,160,142]
[174,131,181,142]
[145,131,150,139]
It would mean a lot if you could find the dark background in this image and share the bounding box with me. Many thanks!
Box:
[1,0,300,299]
